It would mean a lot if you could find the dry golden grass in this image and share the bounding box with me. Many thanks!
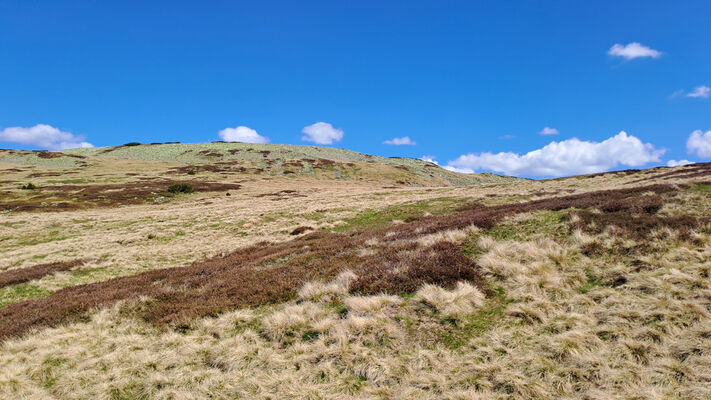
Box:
[2,224,710,399]
[1,152,711,399]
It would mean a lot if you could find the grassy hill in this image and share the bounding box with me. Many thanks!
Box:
[1,142,519,187]
[1,147,710,399]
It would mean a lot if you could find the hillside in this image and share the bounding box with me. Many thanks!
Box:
[1,142,517,186]
[1,151,710,399]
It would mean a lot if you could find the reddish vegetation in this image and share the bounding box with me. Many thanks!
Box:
[198,150,223,157]
[631,162,711,184]
[0,180,241,212]
[35,151,86,159]
[1,182,706,341]
[0,259,88,288]
[0,227,485,340]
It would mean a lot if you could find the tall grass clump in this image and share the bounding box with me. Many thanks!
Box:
[167,183,194,194]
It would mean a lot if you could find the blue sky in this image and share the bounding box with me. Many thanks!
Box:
[1,1,710,177]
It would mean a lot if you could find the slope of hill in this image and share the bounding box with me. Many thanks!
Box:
[1,142,519,187]
[1,153,710,399]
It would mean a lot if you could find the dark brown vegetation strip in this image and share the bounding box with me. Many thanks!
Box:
[35,151,86,159]
[1,182,706,341]
[290,226,313,235]
[630,162,711,184]
[0,180,242,212]
[0,259,88,288]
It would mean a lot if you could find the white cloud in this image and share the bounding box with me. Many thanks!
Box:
[301,122,344,145]
[687,129,711,158]
[218,126,270,144]
[0,124,93,150]
[384,136,416,146]
[669,89,685,99]
[420,155,438,165]
[686,86,710,99]
[443,165,474,174]
[446,131,664,177]
[539,127,559,135]
[608,42,661,60]
[666,159,693,167]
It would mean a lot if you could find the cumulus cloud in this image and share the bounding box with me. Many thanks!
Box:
[539,127,559,135]
[301,122,344,145]
[445,131,664,177]
[218,126,270,144]
[608,42,661,60]
[383,136,416,146]
[687,129,711,158]
[686,86,710,99]
[0,124,93,150]
[443,165,474,174]
[666,159,693,167]
[420,155,438,165]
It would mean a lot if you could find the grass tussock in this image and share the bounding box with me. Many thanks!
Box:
[415,282,485,318]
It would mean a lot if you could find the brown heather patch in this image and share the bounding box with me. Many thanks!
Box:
[0,182,701,341]
[0,259,89,288]
[34,151,86,159]
[0,180,242,212]
[26,171,79,178]
[379,183,680,242]
[630,162,711,184]
[0,227,485,340]
[197,150,223,158]
[290,226,313,235]
[255,189,307,200]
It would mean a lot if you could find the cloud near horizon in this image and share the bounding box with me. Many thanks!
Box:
[218,126,270,144]
[445,131,664,177]
[666,159,693,167]
[383,136,416,146]
[687,129,711,158]
[0,124,93,150]
[301,122,343,145]
[608,42,661,60]
[420,155,438,164]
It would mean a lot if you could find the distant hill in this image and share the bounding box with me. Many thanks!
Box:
[1,142,521,186]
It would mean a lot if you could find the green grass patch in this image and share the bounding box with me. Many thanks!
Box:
[0,283,52,308]
[691,183,711,193]
[16,230,69,246]
[487,210,568,242]
[578,269,605,294]
[334,197,464,232]
[440,286,511,350]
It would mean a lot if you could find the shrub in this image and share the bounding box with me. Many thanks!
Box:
[187,170,197,175]
[20,183,37,190]
[167,184,194,194]
[123,142,141,146]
